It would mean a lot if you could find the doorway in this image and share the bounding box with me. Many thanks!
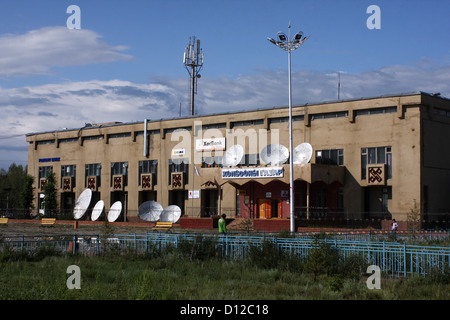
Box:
[201,189,218,217]
[169,190,186,216]
[258,199,281,218]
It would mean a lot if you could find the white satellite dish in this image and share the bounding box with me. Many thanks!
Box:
[293,143,313,164]
[160,205,182,223]
[73,189,92,220]
[107,201,122,222]
[138,201,163,222]
[91,200,104,221]
[260,144,289,165]
[222,144,244,167]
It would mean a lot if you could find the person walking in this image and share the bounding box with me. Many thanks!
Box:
[218,214,227,234]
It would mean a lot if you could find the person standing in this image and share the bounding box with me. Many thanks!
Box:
[391,219,398,234]
[218,214,227,234]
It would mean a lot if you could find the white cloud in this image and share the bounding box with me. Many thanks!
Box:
[0,27,132,77]
[0,60,449,169]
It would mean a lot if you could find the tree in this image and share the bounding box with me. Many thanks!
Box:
[0,163,27,214]
[42,171,58,217]
[21,174,35,218]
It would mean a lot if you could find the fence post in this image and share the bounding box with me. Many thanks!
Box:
[73,234,77,254]
[403,243,407,277]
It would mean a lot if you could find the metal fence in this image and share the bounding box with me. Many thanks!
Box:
[1,232,449,278]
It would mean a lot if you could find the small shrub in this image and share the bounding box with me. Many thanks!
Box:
[327,274,344,292]
[176,235,219,261]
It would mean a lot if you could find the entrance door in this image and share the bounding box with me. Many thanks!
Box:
[258,199,272,219]
[201,189,218,217]
[169,190,186,216]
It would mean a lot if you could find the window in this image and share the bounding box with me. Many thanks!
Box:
[108,132,131,139]
[310,111,347,120]
[36,140,55,145]
[83,135,103,141]
[355,107,397,117]
[268,115,304,127]
[39,166,52,179]
[237,154,260,167]
[168,158,189,185]
[315,149,344,166]
[195,123,226,135]
[165,126,192,135]
[59,137,78,143]
[111,162,128,187]
[85,163,101,186]
[361,147,392,179]
[61,165,76,188]
[201,156,222,168]
[231,119,264,128]
[139,160,158,185]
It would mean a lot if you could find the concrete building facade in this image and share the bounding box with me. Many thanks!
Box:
[26,92,450,226]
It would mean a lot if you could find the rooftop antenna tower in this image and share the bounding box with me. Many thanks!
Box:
[183,36,204,116]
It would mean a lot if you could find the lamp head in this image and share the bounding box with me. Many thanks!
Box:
[277,32,287,42]
[293,32,303,43]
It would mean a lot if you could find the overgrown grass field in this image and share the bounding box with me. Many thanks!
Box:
[1,236,449,300]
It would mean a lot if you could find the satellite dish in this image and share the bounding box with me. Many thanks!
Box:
[91,200,104,221]
[138,201,163,222]
[222,144,244,167]
[293,143,313,164]
[73,189,92,220]
[160,205,182,223]
[107,201,122,222]
[260,144,289,165]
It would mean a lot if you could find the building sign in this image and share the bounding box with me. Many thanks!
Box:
[222,167,284,179]
[188,190,200,199]
[39,157,60,163]
[171,148,185,157]
[196,138,226,151]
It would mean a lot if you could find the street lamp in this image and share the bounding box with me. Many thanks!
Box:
[267,24,309,233]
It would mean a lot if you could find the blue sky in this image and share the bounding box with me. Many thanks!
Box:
[1,0,450,169]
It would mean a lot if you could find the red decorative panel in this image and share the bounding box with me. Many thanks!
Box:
[141,174,153,190]
[171,172,184,189]
[87,176,98,191]
[113,175,124,190]
[62,177,73,192]
[367,165,386,185]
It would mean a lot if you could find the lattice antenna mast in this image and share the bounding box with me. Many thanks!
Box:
[183,36,204,116]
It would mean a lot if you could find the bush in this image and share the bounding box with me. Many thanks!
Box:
[305,239,340,280]
[176,235,220,261]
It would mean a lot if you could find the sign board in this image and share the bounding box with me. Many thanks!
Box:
[222,167,284,179]
[188,190,200,199]
[171,148,185,157]
[196,138,226,151]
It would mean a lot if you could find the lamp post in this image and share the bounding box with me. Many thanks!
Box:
[267,24,309,233]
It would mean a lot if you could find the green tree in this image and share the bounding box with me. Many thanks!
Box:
[42,171,58,217]
[0,163,27,214]
[20,174,35,218]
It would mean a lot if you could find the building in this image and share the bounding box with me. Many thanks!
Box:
[26,91,450,227]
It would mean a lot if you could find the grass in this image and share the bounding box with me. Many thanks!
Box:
[1,240,449,300]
